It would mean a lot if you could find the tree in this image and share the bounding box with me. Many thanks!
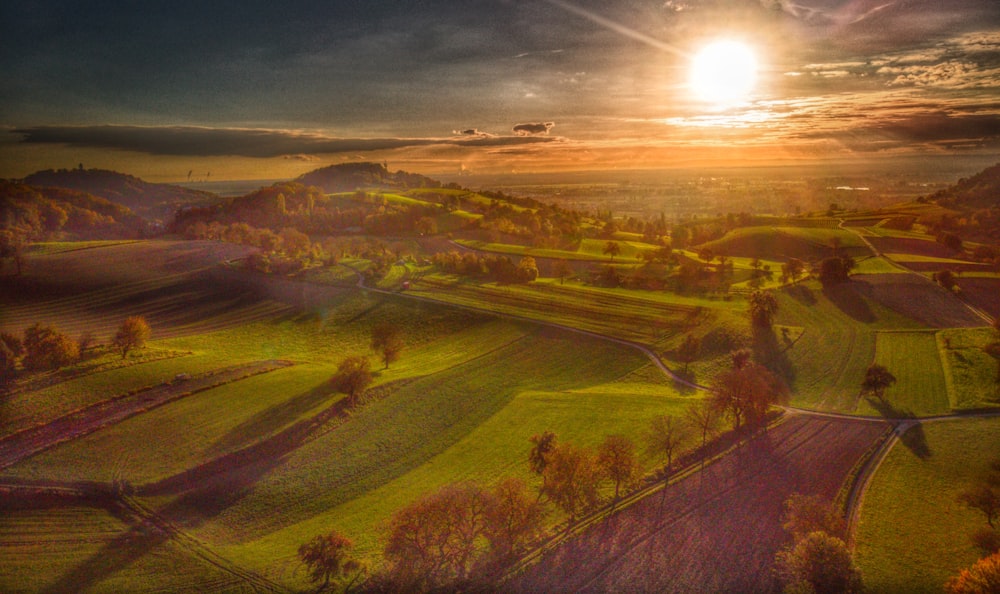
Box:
[861,363,896,402]
[597,434,642,500]
[483,477,544,565]
[298,530,364,591]
[782,258,806,285]
[676,334,701,372]
[685,400,719,454]
[603,241,621,262]
[384,482,491,590]
[370,323,404,369]
[553,259,573,284]
[0,230,26,276]
[781,493,845,542]
[331,356,372,403]
[945,551,1000,594]
[517,256,538,283]
[541,442,601,520]
[710,350,788,431]
[817,256,855,286]
[748,290,779,328]
[959,483,1000,528]
[775,531,862,594]
[935,269,958,292]
[645,414,688,473]
[22,323,79,371]
[528,431,558,476]
[0,341,16,390]
[112,316,151,359]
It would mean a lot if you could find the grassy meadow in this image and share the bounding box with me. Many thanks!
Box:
[854,417,1000,594]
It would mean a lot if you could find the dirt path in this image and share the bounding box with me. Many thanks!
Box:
[0,360,293,470]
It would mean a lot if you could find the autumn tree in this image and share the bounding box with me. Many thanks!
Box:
[817,256,855,286]
[517,256,539,283]
[861,363,896,402]
[541,442,601,520]
[370,322,404,369]
[603,241,621,262]
[645,414,688,474]
[22,323,79,371]
[685,400,719,455]
[934,269,958,292]
[945,551,1000,594]
[775,531,862,594]
[384,482,491,590]
[553,259,573,284]
[331,356,372,403]
[483,477,544,565]
[676,334,701,372]
[781,493,845,542]
[298,530,365,591]
[710,349,788,431]
[597,434,642,500]
[112,316,151,359]
[748,290,779,329]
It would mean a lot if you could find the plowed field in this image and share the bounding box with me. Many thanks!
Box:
[509,414,890,594]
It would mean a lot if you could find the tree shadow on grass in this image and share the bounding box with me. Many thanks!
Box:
[865,396,931,459]
[672,368,699,394]
[786,283,816,305]
[206,382,336,456]
[753,327,796,389]
[822,282,876,323]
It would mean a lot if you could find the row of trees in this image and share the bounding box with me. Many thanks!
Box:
[431,251,538,284]
[1,317,150,389]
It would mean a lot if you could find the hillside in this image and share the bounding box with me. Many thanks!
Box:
[0,180,147,239]
[929,162,1000,209]
[22,168,217,222]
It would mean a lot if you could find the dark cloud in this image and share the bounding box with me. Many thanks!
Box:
[454,128,497,138]
[803,112,1000,151]
[12,125,558,158]
[513,122,555,136]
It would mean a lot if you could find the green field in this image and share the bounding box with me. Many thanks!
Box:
[939,327,1000,409]
[860,331,949,416]
[855,417,1000,594]
[695,225,872,260]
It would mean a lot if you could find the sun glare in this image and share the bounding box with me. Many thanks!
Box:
[690,40,758,106]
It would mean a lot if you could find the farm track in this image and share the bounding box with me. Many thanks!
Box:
[0,360,294,470]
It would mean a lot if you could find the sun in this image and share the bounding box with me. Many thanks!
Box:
[689,40,758,106]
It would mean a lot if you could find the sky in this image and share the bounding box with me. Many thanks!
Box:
[1,0,999,181]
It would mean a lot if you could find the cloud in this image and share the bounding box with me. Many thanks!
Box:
[453,128,497,138]
[513,122,555,136]
[12,125,558,158]
[801,111,1000,151]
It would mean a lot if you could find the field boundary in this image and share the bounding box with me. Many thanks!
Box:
[0,360,294,469]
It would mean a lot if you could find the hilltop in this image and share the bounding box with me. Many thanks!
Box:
[22,168,217,222]
[295,162,443,193]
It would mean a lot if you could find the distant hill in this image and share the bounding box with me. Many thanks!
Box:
[0,180,147,239]
[929,162,1000,209]
[295,162,443,193]
[22,168,218,222]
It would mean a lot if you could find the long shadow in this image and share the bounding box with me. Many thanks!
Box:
[865,396,932,459]
[672,368,699,395]
[786,283,816,305]
[822,282,876,323]
[753,327,796,389]
[40,391,364,592]
[207,382,335,456]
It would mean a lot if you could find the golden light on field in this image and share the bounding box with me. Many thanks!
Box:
[689,40,758,106]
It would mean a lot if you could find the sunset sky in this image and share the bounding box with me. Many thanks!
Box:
[2,0,999,181]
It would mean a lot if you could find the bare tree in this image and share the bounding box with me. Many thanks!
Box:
[112,316,151,359]
[331,356,373,404]
[597,434,642,500]
[370,322,404,369]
